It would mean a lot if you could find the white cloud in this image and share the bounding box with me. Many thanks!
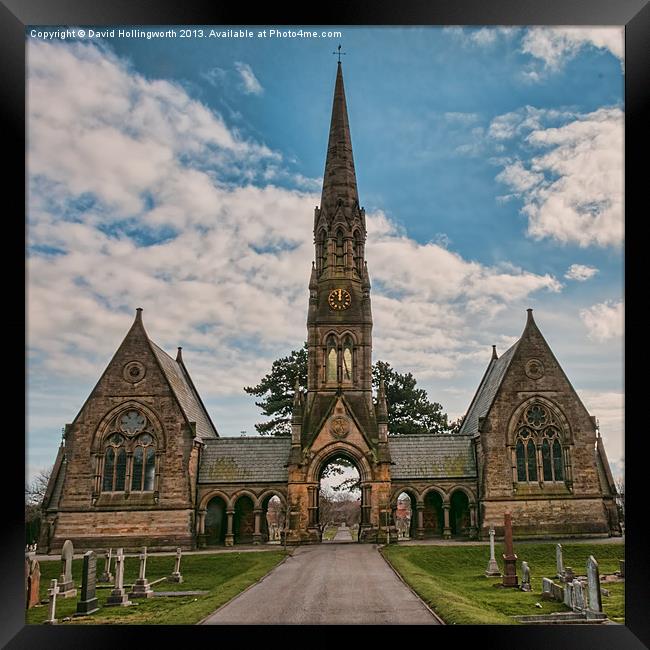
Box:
[234,61,263,95]
[579,389,624,469]
[565,264,598,281]
[27,39,566,409]
[521,27,624,71]
[579,300,623,341]
[444,27,518,47]
[493,107,623,248]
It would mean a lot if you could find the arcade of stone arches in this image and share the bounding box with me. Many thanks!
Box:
[196,458,477,547]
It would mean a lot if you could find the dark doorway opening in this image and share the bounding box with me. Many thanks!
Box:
[205,496,227,546]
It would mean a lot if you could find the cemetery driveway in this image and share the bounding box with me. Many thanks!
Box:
[201,544,441,625]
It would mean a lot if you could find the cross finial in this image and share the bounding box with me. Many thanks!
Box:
[333,44,346,63]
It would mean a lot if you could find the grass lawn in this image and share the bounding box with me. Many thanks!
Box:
[26,550,287,625]
[381,542,624,625]
[322,526,338,541]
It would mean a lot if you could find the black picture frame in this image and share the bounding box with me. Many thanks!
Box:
[6,1,648,648]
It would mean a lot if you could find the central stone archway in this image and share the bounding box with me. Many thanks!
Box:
[283,439,393,544]
[318,453,361,541]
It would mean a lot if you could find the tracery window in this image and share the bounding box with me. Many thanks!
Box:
[100,411,157,494]
[514,403,566,484]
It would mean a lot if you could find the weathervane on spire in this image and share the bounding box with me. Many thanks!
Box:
[332,44,346,62]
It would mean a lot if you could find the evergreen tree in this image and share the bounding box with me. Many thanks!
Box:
[372,360,449,435]
[243,345,308,436]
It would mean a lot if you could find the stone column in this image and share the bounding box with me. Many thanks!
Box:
[556,543,565,579]
[197,508,207,548]
[225,510,235,546]
[253,509,262,544]
[501,513,518,587]
[307,487,318,528]
[485,527,501,576]
[416,504,424,540]
[442,505,451,539]
[44,579,59,625]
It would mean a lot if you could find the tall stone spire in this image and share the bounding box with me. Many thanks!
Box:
[319,62,359,221]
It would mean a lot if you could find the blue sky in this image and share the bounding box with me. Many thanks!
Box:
[26,26,624,484]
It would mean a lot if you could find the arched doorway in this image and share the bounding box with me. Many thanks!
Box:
[450,490,471,537]
[205,496,228,546]
[395,491,416,540]
[233,495,255,544]
[422,490,444,538]
[318,454,361,542]
[261,494,285,544]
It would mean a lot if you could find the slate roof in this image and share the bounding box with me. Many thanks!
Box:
[149,341,218,440]
[43,444,67,510]
[388,434,477,479]
[459,341,519,436]
[199,437,291,483]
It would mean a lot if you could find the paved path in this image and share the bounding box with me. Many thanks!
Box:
[332,524,353,542]
[201,544,440,625]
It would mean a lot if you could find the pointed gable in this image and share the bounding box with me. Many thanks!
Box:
[71,309,217,439]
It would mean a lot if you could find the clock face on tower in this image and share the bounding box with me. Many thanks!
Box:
[328,288,352,310]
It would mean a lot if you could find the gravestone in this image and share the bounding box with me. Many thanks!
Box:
[44,579,60,625]
[167,548,184,583]
[520,561,531,591]
[105,548,132,607]
[563,580,574,609]
[501,513,518,587]
[100,548,113,583]
[572,579,586,611]
[556,544,565,579]
[129,546,154,598]
[587,555,603,613]
[541,577,553,600]
[551,581,564,602]
[27,558,41,609]
[619,560,625,578]
[75,550,99,616]
[563,566,575,584]
[485,527,501,577]
[58,540,77,598]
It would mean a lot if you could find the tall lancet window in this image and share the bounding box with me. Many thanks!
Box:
[102,433,127,492]
[342,336,353,382]
[131,433,156,492]
[326,335,338,382]
[336,229,344,266]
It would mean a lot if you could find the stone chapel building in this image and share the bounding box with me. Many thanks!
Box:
[39,62,620,553]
